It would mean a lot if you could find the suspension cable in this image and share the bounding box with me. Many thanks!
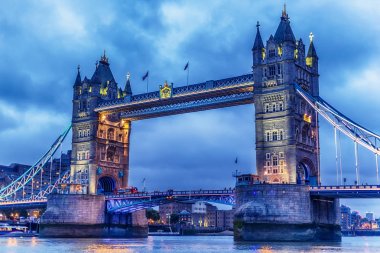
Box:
[376,153,379,185]
[338,130,343,185]
[354,141,359,185]
[334,127,339,185]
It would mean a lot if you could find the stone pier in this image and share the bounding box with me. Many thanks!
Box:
[234,184,341,241]
[40,194,148,238]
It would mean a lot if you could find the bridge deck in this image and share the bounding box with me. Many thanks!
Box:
[310,185,380,198]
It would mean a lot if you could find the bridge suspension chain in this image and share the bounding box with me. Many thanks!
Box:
[295,84,380,185]
[0,125,72,201]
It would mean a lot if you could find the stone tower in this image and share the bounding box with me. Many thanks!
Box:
[70,52,132,195]
[253,7,320,185]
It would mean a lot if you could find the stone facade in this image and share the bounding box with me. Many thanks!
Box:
[40,194,147,238]
[253,8,319,185]
[234,184,341,241]
[70,54,132,195]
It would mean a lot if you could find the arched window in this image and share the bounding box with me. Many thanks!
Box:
[266,132,271,142]
[272,156,278,166]
[265,104,270,113]
[272,104,276,112]
[107,128,115,140]
[279,130,283,140]
[279,102,283,111]
[272,131,278,141]
[78,130,82,138]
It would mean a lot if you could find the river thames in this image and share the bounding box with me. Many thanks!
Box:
[1,236,379,253]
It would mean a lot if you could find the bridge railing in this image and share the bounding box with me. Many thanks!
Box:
[310,185,380,190]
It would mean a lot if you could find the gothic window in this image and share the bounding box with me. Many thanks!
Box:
[81,153,85,160]
[266,153,271,160]
[272,131,278,141]
[114,155,120,163]
[269,49,276,58]
[272,156,278,166]
[85,151,89,160]
[107,128,115,140]
[78,130,82,138]
[87,129,90,136]
[265,104,270,113]
[99,130,104,138]
[77,153,81,161]
[101,152,106,161]
[279,160,285,173]
[272,103,276,112]
[279,152,284,158]
[269,65,276,76]
[266,132,271,142]
[118,134,123,142]
[280,102,284,111]
[277,64,282,75]
[266,161,270,166]
[279,130,284,140]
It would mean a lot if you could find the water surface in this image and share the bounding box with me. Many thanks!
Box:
[1,236,379,253]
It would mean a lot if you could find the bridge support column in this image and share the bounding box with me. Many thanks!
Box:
[234,184,341,241]
[40,194,148,238]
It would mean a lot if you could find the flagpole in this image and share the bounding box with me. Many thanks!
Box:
[146,75,149,93]
[186,64,189,86]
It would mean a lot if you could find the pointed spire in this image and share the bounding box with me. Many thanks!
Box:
[252,21,264,51]
[100,49,109,65]
[282,3,288,20]
[74,65,82,86]
[307,32,318,58]
[274,5,295,43]
[124,72,132,96]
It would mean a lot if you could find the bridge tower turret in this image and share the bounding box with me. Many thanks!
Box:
[253,7,320,185]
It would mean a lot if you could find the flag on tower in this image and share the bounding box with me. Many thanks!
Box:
[142,71,149,81]
[184,61,189,71]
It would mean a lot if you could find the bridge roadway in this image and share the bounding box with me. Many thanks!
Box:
[1,186,380,211]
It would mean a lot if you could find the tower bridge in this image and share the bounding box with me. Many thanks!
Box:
[0,7,380,241]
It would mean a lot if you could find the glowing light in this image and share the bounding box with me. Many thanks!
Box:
[303,113,312,123]
[261,48,266,60]
[306,56,313,67]
[294,48,298,59]
[277,46,283,57]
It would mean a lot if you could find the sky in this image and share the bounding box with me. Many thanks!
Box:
[0,0,380,216]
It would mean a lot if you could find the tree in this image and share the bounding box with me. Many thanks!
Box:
[146,209,160,221]
[170,213,179,224]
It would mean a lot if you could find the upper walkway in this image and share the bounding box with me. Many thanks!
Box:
[310,185,380,198]
[94,74,254,120]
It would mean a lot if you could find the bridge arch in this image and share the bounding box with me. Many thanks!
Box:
[97,176,116,194]
[297,158,315,185]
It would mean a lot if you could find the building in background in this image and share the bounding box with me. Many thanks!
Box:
[340,205,351,230]
[366,212,374,222]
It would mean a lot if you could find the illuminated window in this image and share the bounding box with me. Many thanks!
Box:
[107,128,115,140]
[266,153,271,160]
[118,134,123,142]
[99,130,104,138]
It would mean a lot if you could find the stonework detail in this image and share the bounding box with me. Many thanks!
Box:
[253,8,319,185]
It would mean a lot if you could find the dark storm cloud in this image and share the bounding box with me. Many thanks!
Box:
[0,0,380,215]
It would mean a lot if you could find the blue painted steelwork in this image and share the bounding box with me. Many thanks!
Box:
[310,185,380,198]
[0,126,72,201]
[106,189,235,213]
[95,74,254,112]
[120,92,253,119]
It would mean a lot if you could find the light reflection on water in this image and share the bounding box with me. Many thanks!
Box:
[0,236,379,253]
